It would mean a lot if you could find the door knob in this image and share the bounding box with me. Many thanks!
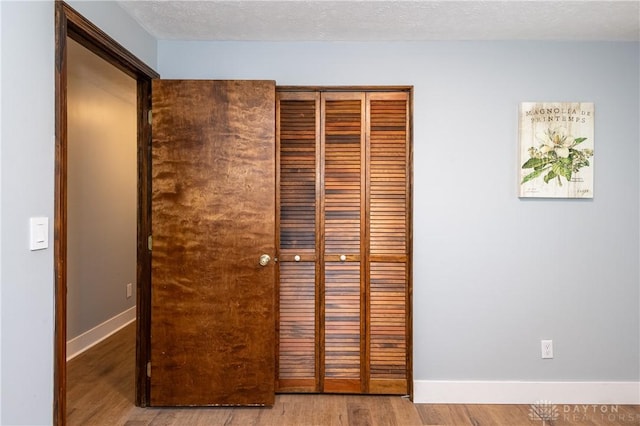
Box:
[259,254,271,266]
[340,254,346,262]
[294,255,301,262]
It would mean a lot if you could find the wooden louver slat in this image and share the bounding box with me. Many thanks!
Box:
[279,262,315,379]
[324,262,361,379]
[324,99,363,256]
[279,99,317,250]
[369,263,406,377]
[369,99,407,257]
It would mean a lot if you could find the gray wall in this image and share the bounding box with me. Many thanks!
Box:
[1,2,56,423]
[158,40,640,382]
[67,38,137,341]
[0,1,155,424]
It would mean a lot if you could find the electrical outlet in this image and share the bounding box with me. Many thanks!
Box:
[126,283,133,299]
[541,339,553,359]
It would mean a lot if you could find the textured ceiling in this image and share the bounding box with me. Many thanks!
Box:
[116,1,640,42]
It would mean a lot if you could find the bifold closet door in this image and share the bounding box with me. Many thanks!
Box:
[276,89,411,396]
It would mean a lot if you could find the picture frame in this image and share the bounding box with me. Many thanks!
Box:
[519,102,594,198]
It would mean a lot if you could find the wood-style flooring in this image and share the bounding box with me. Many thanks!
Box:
[67,323,640,425]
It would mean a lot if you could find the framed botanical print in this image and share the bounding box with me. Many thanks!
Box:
[519,102,594,198]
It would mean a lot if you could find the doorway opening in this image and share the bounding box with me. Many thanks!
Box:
[65,36,137,420]
[54,2,158,424]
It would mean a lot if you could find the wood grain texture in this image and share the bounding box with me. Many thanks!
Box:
[69,325,640,426]
[150,80,276,406]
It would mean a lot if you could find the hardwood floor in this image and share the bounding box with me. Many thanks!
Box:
[67,323,640,425]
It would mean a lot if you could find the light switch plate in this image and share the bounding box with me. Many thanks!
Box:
[30,217,49,251]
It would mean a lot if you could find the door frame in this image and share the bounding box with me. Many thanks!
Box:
[54,2,159,424]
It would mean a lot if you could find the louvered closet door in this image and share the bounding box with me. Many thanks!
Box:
[276,88,412,396]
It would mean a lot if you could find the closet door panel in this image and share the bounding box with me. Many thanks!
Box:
[322,94,365,393]
[277,93,320,392]
[367,93,410,394]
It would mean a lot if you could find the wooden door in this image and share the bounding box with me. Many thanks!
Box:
[276,88,412,395]
[150,80,276,406]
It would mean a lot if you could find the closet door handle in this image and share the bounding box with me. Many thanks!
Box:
[340,254,347,262]
[259,254,271,266]
[294,255,301,262]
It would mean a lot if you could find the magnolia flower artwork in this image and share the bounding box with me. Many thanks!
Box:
[519,102,594,198]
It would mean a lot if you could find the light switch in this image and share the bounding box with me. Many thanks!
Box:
[30,217,49,251]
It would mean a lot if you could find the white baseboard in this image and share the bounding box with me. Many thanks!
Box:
[66,306,136,361]
[414,380,640,404]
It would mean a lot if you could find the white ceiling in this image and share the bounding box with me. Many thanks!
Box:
[116,0,640,42]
